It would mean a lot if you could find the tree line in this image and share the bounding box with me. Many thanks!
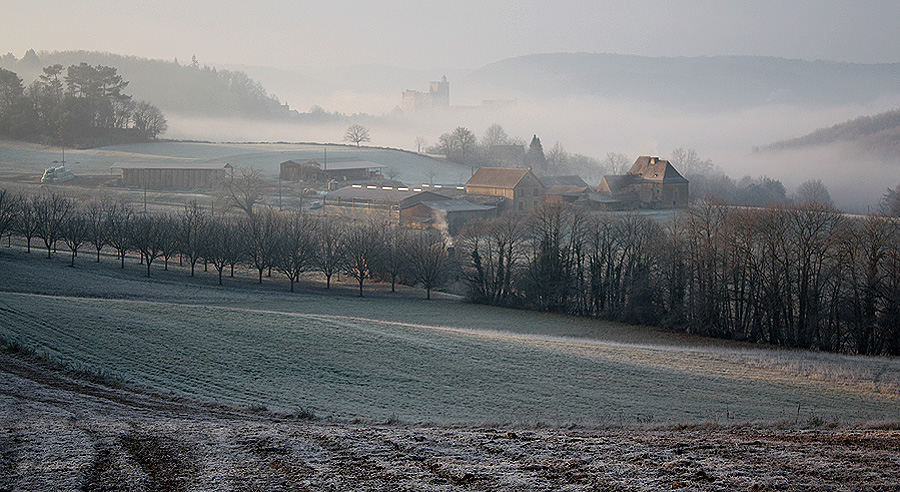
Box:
[425,124,623,183]
[456,200,900,356]
[1,185,898,356]
[0,62,166,147]
[0,187,453,299]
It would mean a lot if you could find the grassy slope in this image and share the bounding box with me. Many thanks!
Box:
[0,139,471,185]
[0,250,897,426]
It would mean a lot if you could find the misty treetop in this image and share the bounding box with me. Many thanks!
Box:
[0,63,166,147]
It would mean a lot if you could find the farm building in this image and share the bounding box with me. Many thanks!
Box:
[280,160,325,181]
[400,199,497,235]
[324,185,449,223]
[541,175,591,204]
[110,162,232,190]
[413,184,467,198]
[280,159,386,183]
[597,156,689,209]
[465,167,546,213]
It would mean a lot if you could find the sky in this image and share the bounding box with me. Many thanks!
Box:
[3,0,900,70]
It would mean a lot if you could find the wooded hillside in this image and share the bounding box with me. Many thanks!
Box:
[761,108,900,157]
[0,50,293,120]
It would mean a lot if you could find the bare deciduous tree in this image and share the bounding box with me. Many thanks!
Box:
[86,200,109,262]
[344,124,370,148]
[415,136,427,153]
[33,191,72,259]
[0,188,21,248]
[15,195,39,253]
[242,208,278,283]
[203,215,243,285]
[796,179,833,207]
[377,223,410,293]
[341,223,383,297]
[481,123,509,148]
[457,213,525,305]
[156,213,179,271]
[601,152,631,175]
[223,166,265,219]
[316,218,345,289]
[132,214,164,277]
[61,208,89,267]
[178,201,208,276]
[405,230,452,300]
[274,213,318,292]
[106,203,133,268]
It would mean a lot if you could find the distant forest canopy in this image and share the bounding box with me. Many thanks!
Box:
[760,107,900,158]
[0,49,305,121]
[465,53,900,110]
[0,61,167,148]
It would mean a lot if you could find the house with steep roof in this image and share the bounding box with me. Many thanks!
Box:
[465,167,546,213]
[597,156,689,209]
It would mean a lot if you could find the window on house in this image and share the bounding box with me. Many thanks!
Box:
[518,201,524,210]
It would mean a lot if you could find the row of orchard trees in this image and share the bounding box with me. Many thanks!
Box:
[456,201,900,355]
[0,188,454,298]
[2,185,898,355]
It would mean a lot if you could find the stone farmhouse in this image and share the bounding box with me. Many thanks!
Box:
[320,157,688,235]
[597,156,689,209]
[465,167,546,213]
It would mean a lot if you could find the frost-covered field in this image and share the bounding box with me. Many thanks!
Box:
[3,348,900,491]
[1,251,898,426]
[2,252,900,490]
[0,138,470,185]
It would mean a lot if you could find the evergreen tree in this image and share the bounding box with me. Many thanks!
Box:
[525,134,547,170]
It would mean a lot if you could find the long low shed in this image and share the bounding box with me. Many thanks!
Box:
[111,162,232,190]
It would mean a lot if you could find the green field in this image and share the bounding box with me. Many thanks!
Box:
[0,139,474,185]
[1,252,897,425]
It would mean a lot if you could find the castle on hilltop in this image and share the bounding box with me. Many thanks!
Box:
[402,76,449,114]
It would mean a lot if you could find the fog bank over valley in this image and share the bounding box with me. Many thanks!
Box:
[4,48,899,212]
[169,60,900,212]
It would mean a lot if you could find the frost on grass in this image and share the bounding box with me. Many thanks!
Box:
[3,342,900,490]
[2,252,900,489]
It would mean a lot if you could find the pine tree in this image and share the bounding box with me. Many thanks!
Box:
[525,134,547,170]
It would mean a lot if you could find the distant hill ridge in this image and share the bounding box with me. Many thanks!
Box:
[465,52,900,110]
[762,108,900,157]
